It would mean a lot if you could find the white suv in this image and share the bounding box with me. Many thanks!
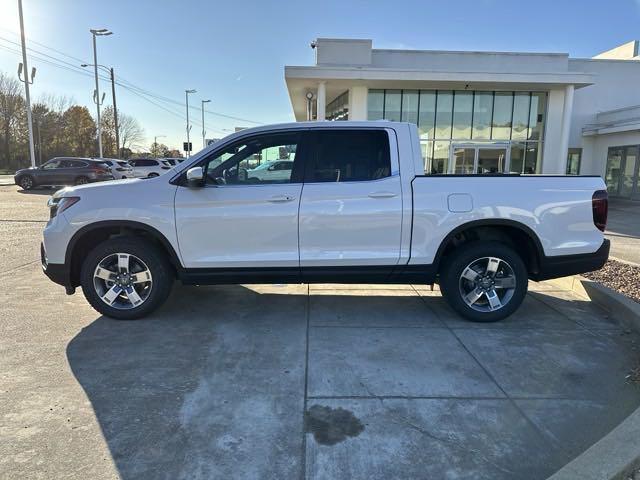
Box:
[128,158,173,178]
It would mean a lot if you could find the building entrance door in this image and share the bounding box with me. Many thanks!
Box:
[449,144,509,174]
[606,146,640,200]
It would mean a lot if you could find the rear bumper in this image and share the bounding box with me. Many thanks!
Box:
[41,243,74,294]
[533,239,610,281]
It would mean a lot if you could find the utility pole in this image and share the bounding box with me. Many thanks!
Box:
[153,135,165,157]
[81,63,119,158]
[110,68,120,158]
[17,0,36,168]
[201,99,211,149]
[89,28,112,158]
[185,89,196,157]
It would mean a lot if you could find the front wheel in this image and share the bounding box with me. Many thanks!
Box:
[18,175,35,190]
[80,237,174,319]
[439,241,528,322]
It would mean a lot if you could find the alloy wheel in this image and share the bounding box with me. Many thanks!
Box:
[20,177,33,189]
[458,256,517,312]
[93,253,153,310]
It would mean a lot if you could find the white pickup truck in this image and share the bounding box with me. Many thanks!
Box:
[41,121,610,322]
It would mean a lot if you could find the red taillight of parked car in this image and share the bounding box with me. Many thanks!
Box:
[90,165,109,175]
[592,190,608,232]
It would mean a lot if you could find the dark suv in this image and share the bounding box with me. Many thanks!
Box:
[14,157,115,190]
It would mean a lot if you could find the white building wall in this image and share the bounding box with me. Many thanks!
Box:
[542,89,567,174]
[348,86,368,121]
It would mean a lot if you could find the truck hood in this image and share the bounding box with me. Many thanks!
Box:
[53,177,145,198]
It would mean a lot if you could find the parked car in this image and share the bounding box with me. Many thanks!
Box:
[41,121,609,321]
[247,160,294,183]
[97,159,138,179]
[14,157,114,190]
[128,158,174,178]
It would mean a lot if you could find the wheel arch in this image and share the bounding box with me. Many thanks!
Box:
[433,219,545,277]
[66,220,182,287]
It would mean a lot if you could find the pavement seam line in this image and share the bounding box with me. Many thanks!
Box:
[299,284,310,480]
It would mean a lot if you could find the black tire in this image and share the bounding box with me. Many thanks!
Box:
[80,237,174,320]
[18,175,35,190]
[148,172,159,178]
[75,176,89,185]
[439,241,528,322]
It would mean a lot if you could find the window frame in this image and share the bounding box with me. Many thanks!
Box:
[303,127,397,184]
[191,130,308,188]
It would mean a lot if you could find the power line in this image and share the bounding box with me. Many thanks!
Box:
[0,32,265,126]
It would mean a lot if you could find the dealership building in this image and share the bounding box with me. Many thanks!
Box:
[285,38,640,199]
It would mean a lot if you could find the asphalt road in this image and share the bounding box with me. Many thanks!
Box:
[606,199,640,265]
[1,183,640,480]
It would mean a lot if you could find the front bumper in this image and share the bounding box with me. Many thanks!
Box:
[533,239,610,281]
[41,242,74,294]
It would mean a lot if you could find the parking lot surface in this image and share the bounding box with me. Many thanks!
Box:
[2,184,640,480]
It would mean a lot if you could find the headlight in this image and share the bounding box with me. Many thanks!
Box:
[48,196,80,219]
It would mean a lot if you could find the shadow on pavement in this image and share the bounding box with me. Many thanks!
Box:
[17,187,58,195]
[66,284,640,480]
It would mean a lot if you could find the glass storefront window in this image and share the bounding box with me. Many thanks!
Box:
[366,89,546,174]
[435,91,453,139]
[432,141,450,174]
[418,91,436,140]
[524,142,540,174]
[492,92,513,140]
[401,90,419,125]
[384,90,401,122]
[472,92,492,140]
[529,92,546,140]
[510,142,525,173]
[368,90,384,120]
[512,93,530,141]
[566,148,582,175]
[452,91,473,139]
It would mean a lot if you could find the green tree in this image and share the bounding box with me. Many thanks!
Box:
[62,106,97,157]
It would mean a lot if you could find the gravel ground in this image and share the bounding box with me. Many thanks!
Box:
[583,259,640,304]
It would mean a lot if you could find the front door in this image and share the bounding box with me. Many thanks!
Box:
[298,128,403,270]
[606,146,640,199]
[174,130,306,269]
[449,144,509,174]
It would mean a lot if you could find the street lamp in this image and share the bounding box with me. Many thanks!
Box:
[201,99,211,149]
[81,63,119,157]
[17,0,36,168]
[89,28,112,158]
[185,89,196,157]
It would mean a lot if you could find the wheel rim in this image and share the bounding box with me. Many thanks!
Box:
[93,253,153,310]
[76,177,88,185]
[458,256,517,312]
[21,177,32,189]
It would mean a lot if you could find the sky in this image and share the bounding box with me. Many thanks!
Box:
[1,0,640,153]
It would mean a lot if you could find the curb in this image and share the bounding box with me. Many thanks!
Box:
[546,275,640,480]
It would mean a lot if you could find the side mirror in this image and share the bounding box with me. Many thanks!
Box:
[186,166,205,187]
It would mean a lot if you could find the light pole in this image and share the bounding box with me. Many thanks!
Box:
[153,135,166,156]
[201,99,211,149]
[89,28,112,158]
[185,89,196,157]
[17,0,36,168]
[82,63,119,157]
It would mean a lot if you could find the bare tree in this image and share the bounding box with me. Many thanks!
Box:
[0,72,24,169]
[118,113,145,154]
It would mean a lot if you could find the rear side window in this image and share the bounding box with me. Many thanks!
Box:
[307,130,391,183]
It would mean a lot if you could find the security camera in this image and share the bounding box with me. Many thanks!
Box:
[310,41,316,49]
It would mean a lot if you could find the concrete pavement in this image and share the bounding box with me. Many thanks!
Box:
[2,184,640,480]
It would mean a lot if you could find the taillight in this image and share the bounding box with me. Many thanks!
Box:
[592,190,608,232]
[90,165,109,174]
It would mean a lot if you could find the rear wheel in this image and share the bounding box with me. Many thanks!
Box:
[18,175,35,190]
[148,172,159,178]
[80,237,173,319]
[75,176,89,185]
[439,241,527,322]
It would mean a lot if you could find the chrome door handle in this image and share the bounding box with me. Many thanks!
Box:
[368,191,397,199]
[267,195,295,203]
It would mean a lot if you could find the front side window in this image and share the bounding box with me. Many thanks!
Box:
[42,160,61,169]
[307,130,391,183]
[203,132,300,185]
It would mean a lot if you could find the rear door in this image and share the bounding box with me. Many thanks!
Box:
[298,128,403,271]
